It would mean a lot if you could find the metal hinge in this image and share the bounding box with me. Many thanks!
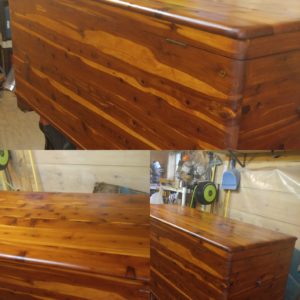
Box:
[165,38,187,47]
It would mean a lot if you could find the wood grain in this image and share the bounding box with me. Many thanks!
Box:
[86,0,300,40]
[150,205,296,299]
[239,50,300,149]
[10,0,300,149]
[0,192,150,299]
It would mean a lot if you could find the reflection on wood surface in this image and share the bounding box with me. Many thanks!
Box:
[0,192,150,299]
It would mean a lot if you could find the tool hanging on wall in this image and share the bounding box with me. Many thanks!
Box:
[190,181,218,208]
[221,159,241,191]
[221,152,246,217]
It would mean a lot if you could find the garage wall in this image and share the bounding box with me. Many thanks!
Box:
[223,153,300,249]
[33,151,150,193]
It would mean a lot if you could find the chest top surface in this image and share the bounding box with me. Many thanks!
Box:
[97,0,300,39]
[151,205,296,253]
[0,192,150,278]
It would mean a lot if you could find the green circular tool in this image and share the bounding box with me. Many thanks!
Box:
[194,181,218,205]
[0,150,9,170]
[203,183,217,204]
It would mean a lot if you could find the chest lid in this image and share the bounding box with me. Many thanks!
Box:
[0,192,150,280]
[100,0,300,40]
[151,205,297,253]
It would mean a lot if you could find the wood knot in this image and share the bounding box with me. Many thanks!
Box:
[126,266,136,279]
[242,105,251,115]
[29,219,38,227]
[256,279,262,287]
[218,70,227,78]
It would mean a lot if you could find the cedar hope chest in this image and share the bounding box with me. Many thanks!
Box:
[10,0,300,149]
[151,205,297,299]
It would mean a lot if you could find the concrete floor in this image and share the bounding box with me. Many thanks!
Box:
[0,91,44,149]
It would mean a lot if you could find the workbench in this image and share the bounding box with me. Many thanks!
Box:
[150,204,296,299]
[0,192,150,299]
[9,0,300,149]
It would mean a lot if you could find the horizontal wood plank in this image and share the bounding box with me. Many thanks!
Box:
[33,151,149,166]
[36,164,149,193]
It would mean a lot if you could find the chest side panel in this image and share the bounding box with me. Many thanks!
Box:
[229,240,296,299]
[238,49,300,149]
[10,0,244,150]
[150,217,231,300]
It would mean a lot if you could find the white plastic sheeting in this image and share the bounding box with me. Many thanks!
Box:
[239,166,300,195]
[229,164,300,249]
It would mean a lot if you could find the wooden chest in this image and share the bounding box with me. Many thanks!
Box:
[0,192,150,299]
[10,0,300,149]
[150,205,297,299]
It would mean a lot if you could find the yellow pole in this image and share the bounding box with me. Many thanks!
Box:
[224,190,231,218]
[211,165,216,182]
[0,171,8,191]
[223,156,232,218]
[28,150,40,192]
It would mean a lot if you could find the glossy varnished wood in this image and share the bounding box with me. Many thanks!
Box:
[10,0,300,149]
[0,192,150,299]
[239,52,300,149]
[92,0,300,40]
[150,205,296,299]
